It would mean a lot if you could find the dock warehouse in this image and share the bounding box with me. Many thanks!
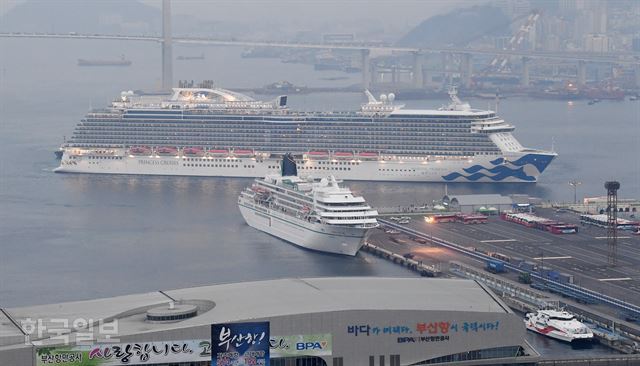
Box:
[443,194,514,214]
[0,277,539,366]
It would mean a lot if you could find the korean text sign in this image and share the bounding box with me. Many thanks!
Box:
[212,322,270,366]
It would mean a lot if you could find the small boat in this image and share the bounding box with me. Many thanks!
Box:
[208,149,230,156]
[156,146,178,156]
[307,151,330,160]
[333,152,354,159]
[183,147,204,156]
[525,309,593,343]
[233,149,255,157]
[129,146,151,155]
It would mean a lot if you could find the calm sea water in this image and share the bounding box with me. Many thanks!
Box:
[0,39,637,357]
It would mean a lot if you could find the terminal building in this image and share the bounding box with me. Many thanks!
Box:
[1,277,539,366]
[443,194,515,214]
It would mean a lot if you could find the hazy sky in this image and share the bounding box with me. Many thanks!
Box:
[1,0,478,29]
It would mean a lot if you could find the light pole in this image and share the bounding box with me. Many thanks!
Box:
[424,216,434,243]
[569,180,582,204]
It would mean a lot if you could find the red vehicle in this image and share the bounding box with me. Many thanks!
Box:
[429,214,457,223]
[456,214,488,224]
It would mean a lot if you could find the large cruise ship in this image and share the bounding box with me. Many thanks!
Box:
[238,154,378,255]
[55,86,556,182]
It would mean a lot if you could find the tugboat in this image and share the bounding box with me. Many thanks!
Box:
[525,309,593,343]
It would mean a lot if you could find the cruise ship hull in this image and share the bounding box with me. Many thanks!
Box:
[55,150,556,183]
[238,201,370,256]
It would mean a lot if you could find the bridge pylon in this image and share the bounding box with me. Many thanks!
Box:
[161,0,173,91]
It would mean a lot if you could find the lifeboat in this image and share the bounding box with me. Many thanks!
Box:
[156,146,178,156]
[358,152,379,160]
[307,151,329,160]
[208,149,230,156]
[333,152,354,159]
[233,149,255,157]
[129,146,151,155]
[183,147,204,156]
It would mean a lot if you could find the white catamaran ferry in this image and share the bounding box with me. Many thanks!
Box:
[55,86,556,182]
[238,154,378,255]
[525,309,594,343]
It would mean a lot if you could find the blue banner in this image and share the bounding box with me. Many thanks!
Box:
[212,322,270,366]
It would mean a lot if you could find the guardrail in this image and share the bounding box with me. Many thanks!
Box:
[538,355,640,365]
[379,219,640,319]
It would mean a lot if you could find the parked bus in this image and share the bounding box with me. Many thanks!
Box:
[580,214,640,231]
[456,214,488,224]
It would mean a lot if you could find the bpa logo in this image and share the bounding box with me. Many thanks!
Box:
[296,341,328,351]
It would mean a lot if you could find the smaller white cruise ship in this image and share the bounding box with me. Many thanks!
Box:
[238,154,378,255]
[525,309,594,343]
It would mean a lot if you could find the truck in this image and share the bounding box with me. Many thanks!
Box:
[486,260,506,274]
[518,272,532,284]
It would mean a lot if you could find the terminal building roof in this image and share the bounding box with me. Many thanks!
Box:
[1,277,509,348]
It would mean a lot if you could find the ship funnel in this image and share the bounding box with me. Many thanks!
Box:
[281,153,297,177]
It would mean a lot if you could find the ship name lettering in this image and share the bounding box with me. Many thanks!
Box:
[138,159,179,166]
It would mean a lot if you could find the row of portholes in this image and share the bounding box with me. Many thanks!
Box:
[184,164,239,168]
[379,168,417,172]
[299,166,352,171]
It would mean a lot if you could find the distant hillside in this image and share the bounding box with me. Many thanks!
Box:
[396,5,511,48]
[0,0,161,34]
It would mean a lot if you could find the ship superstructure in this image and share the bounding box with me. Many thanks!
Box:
[55,86,556,182]
[238,154,378,255]
[525,309,594,343]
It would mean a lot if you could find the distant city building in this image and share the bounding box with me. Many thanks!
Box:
[584,33,609,52]
[494,0,531,19]
[443,194,514,214]
[633,37,640,52]
[494,36,511,50]
[544,34,562,51]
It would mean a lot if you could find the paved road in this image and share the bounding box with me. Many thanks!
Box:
[370,209,640,309]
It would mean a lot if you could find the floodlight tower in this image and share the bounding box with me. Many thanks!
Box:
[605,181,620,266]
[568,180,581,204]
